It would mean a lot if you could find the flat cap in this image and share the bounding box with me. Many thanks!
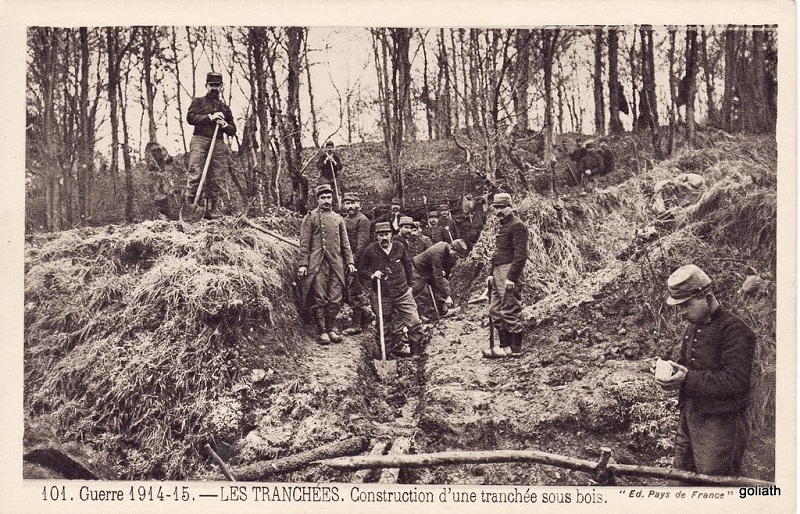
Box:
[399,216,415,227]
[666,264,712,305]
[390,197,401,205]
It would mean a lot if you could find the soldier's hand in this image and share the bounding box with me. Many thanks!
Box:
[505,279,516,290]
[656,363,687,390]
[347,264,357,274]
[215,119,228,128]
[297,266,308,277]
[371,271,384,280]
[210,111,225,121]
[444,296,454,307]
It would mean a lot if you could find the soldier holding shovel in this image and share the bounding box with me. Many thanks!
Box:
[185,72,237,220]
[359,222,425,359]
[317,141,343,208]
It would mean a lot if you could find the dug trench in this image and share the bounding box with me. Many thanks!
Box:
[24,130,776,483]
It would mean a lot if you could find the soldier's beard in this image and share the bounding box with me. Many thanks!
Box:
[320,202,332,210]
[347,207,356,216]
[208,89,220,99]
[380,239,390,248]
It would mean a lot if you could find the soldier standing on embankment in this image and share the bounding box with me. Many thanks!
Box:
[185,72,237,219]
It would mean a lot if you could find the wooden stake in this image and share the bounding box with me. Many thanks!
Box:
[204,443,236,482]
[352,442,388,483]
[378,437,412,484]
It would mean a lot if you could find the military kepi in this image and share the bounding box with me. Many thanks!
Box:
[343,192,359,202]
[315,183,333,197]
[666,264,712,305]
[206,72,223,85]
[492,193,513,207]
[399,216,414,227]
[375,222,392,233]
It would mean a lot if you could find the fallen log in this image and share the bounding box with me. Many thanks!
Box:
[233,436,369,481]
[352,441,388,483]
[320,449,773,487]
[378,437,411,484]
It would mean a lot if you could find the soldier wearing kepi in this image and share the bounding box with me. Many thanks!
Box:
[655,264,755,476]
[436,203,460,243]
[341,192,375,335]
[483,193,529,358]
[297,184,356,345]
[397,216,431,259]
[412,239,469,318]
[359,222,425,358]
[186,72,237,219]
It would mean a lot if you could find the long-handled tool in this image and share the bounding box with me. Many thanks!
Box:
[180,124,220,222]
[482,280,501,358]
[374,278,396,381]
[428,284,441,320]
[330,160,342,209]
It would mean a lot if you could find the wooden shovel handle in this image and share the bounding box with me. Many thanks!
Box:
[376,278,386,361]
[193,123,220,207]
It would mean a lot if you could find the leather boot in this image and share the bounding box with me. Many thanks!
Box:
[408,324,424,359]
[509,331,523,357]
[326,310,342,343]
[343,308,362,335]
[360,306,376,327]
[314,309,330,345]
[483,328,512,358]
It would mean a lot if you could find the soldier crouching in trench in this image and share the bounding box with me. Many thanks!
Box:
[654,264,755,478]
[296,184,356,345]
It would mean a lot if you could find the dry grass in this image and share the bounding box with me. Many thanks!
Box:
[25,216,300,479]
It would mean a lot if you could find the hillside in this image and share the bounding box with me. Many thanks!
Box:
[23,128,776,483]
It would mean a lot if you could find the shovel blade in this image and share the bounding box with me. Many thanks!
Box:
[179,199,206,223]
[374,359,397,381]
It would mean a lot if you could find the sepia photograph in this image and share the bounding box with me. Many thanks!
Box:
[4,0,795,512]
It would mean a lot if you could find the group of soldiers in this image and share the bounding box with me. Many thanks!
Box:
[183,72,756,480]
[295,183,492,358]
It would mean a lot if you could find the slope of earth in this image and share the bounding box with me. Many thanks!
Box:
[416,130,777,485]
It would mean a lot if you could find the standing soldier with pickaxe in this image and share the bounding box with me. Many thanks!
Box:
[297,184,356,345]
[317,141,343,208]
[185,72,237,220]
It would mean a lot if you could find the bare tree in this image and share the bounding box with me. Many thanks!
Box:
[684,26,699,147]
[593,27,605,135]
[607,27,624,134]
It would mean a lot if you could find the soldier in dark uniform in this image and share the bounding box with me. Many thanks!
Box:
[655,264,755,476]
[297,184,356,345]
[186,72,237,219]
[412,239,469,318]
[341,192,375,335]
[483,193,529,358]
[435,203,460,243]
[316,141,343,207]
[359,222,425,358]
[397,216,432,259]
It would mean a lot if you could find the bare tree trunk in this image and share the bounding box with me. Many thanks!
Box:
[141,26,158,143]
[449,29,460,132]
[120,58,134,222]
[640,25,663,159]
[685,26,699,147]
[629,28,638,130]
[459,29,470,132]
[542,28,559,195]
[608,27,624,134]
[170,27,188,154]
[750,26,770,133]
[513,29,531,134]
[593,27,605,135]
[667,28,677,156]
[722,25,741,132]
[303,31,320,148]
[284,27,304,184]
[700,28,718,127]
[419,30,434,140]
[78,27,90,223]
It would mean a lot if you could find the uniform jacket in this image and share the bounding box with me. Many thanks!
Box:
[317,152,343,181]
[359,241,414,299]
[413,241,456,295]
[491,213,529,283]
[187,95,237,138]
[433,217,460,243]
[345,211,371,263]
[398,233,432,260]
[674,307,756,415]
[297,208,354,285]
